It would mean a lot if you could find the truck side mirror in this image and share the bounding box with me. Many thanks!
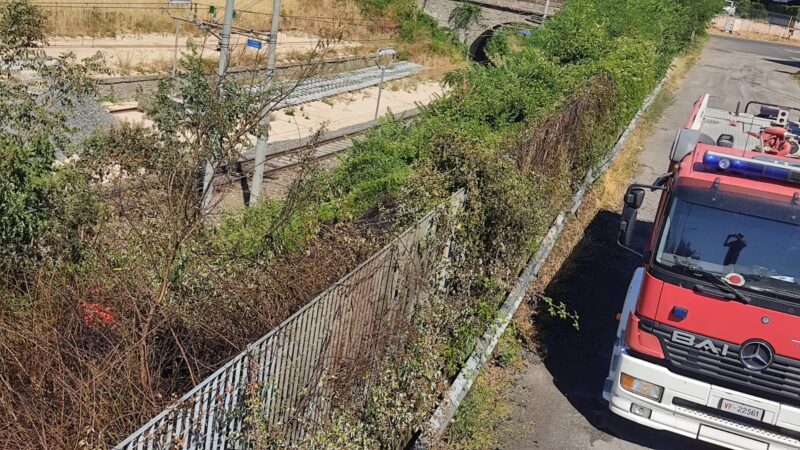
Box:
[618,187,646,256]
[624,187,645,209]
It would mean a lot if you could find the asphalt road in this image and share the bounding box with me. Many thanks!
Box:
[496,35,800,449]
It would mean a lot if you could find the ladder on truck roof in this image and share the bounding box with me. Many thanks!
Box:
[689,94,800,154]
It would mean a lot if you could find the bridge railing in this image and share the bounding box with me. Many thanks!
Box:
[116,190,466,449]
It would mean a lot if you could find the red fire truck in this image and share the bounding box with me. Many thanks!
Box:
[603,95,800,450]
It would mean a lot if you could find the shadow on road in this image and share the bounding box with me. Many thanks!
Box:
[763,58,800,70]
[533,209,717,449]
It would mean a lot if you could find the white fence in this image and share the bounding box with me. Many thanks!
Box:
[116,190,466,449]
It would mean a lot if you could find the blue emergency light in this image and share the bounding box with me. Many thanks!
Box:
[702,151,800,185]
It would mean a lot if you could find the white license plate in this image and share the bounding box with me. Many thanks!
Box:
[719,399,765,421]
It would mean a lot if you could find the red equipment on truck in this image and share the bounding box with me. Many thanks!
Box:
[604,95,800,450]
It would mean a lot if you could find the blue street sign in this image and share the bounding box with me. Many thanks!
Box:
[247,39,262,49]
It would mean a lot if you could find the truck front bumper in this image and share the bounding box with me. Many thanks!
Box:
[609,353,800,450]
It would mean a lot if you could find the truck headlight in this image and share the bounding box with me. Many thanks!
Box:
[620,373,663,401]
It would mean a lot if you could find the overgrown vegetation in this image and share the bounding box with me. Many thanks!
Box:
[309,0,721,445]
[356,0,465,61]
[444,326,524,450]
[0,1,386,447]
[444,37,704,450]
[0,0,720,448]
[449,2,483,44]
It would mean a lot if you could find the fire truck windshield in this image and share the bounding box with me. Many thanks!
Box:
[655,187,800,302]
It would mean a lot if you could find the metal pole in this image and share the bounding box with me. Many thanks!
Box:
[201,0,235,213]
[172,18,180,77]
[249,0,282,205]
[543,0,550,20]
[374,66,385,121]
[216,0,235,79]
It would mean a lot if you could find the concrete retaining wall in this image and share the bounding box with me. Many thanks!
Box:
[711,15,800,41]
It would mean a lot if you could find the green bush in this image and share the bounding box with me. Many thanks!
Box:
[214,199,330,260]
[0,132,59,263]
[528,1,610,65]
[356,0,464,59]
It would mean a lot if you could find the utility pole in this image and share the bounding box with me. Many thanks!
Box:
[543,0,551,20]
[201,0,236,213]
[374,48,395,121]
[168,0,190,77]
[374,65,386,120]
[249,0,282,205]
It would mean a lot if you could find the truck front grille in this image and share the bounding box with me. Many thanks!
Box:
[650,323,800,407]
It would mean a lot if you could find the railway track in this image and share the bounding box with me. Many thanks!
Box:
[215,108,422,188]
[108,106,139,114]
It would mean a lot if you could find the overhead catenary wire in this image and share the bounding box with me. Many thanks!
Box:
[231,0,263,16]
[188,3,395,24]
[168,15,398,44]
[170,14,272,40]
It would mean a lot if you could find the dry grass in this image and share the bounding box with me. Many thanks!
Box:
[443,328,525,450]
[37,0,371,38]
[35,0,469,77]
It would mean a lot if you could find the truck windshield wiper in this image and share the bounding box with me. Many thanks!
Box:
[746,285,800,302]
[670,258,752,304]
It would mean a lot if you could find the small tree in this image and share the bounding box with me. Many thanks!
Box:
[0,0,46,63]
[0,0,97,269]
[449,2,483,45]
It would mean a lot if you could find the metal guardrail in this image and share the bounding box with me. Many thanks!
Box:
[732,6,796,28]
[116,190,466,449]
[270,61,425,109]
[96,55,396,101]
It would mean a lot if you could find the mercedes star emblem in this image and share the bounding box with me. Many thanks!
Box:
[739,340,774,371]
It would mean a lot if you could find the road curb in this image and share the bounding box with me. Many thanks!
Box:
[413,67,672,448]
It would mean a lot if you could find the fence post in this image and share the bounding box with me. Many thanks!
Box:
[724,16,735,33]
[438,190,466,292]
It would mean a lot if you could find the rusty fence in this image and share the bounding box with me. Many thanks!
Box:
[116,190,466,449]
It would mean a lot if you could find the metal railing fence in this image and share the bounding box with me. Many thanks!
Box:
[116,190,466,449]
[733,6,796,28]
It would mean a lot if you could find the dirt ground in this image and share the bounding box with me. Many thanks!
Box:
[45,31,361,76]
[268,79,445,141]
